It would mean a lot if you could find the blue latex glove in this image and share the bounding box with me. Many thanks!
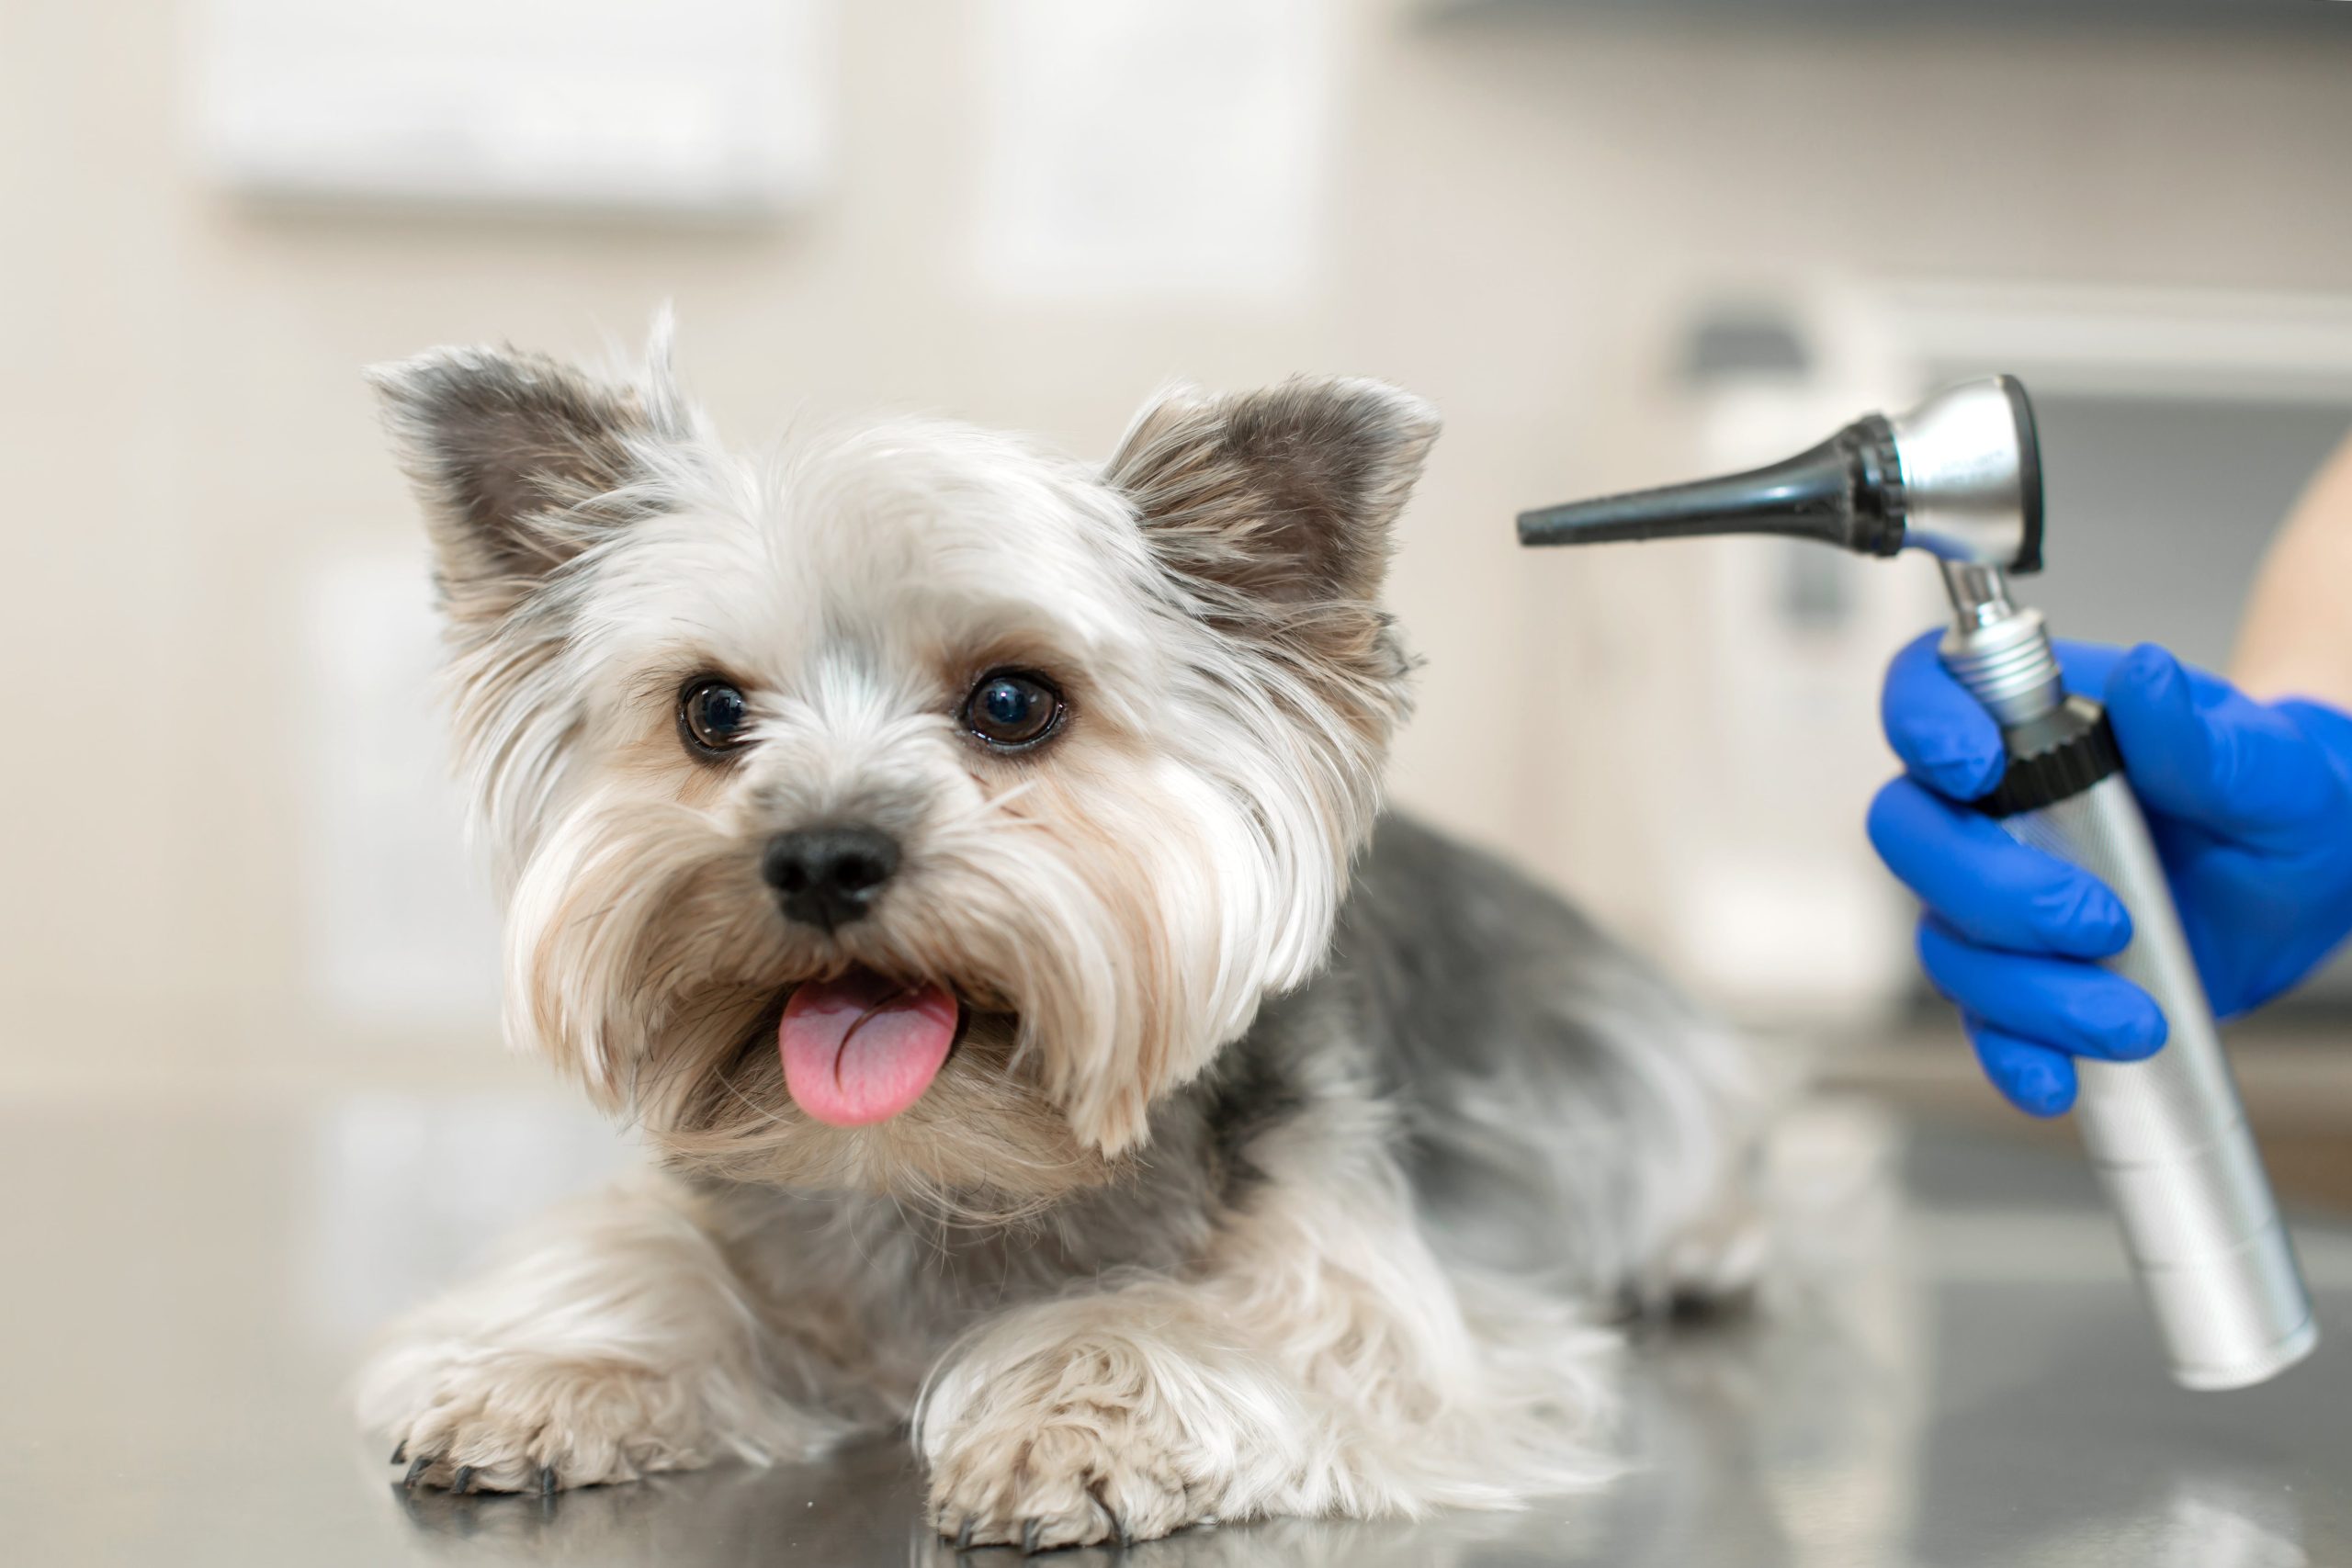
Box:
[1868,633,2352,1116]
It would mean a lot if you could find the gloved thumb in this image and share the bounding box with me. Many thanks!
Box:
[2103,644,2338,844]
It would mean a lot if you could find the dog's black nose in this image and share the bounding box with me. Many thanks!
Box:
[763,827,899,932]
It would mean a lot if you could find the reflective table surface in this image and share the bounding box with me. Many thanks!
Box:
[6,1095,2348,1566]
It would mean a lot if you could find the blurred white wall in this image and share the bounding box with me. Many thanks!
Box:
[5,0,2351,1097]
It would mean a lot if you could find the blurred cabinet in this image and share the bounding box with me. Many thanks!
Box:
[191,0,834,219]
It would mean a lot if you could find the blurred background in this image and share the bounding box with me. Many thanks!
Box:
[15,6,2352,1562]
[7,0,2352,1151]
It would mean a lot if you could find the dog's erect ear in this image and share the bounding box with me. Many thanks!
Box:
[369,344,684,619]
[1105,376,1439,612]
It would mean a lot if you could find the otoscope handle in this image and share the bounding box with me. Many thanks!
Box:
[1996,773,2317,1388]
[1937,590,2317,1389]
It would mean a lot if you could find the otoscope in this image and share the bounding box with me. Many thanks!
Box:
[1521,378,2316,1390]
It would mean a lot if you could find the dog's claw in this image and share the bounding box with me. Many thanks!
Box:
[451,1465,477,1496]
[954,1517,976,1551]
[1087,1478,1128,1549]
[1021,1517,1043,1556]
[390,1440,407,1466]
[537,1465,559,1496]
[401,1455,434,1490]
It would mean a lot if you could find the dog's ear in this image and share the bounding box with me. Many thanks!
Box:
[369,344,684,621]
[1106,376,1439,614]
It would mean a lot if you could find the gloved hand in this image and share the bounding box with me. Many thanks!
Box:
[1868,633,2352,1116]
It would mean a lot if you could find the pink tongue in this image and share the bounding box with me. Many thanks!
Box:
[780,969,959,1127]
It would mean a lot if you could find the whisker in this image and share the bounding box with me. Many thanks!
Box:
[969,778,1041,818]
[713,1068,793,1133]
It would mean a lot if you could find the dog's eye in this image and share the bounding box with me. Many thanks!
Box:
[679,678,752,756]
[962,670,1064,750]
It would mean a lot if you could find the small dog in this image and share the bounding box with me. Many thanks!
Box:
[356,326,1771,1550]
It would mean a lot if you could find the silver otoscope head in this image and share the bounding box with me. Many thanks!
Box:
[1517,375,2045,576]
[1888,377,2044,571]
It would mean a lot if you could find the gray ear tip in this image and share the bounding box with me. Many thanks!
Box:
[361,356,422,400]
[1299,375,1442,448]
[1384,389,1442,448]
[363,345,499,410]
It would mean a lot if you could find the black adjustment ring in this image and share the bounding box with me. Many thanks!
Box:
[1847,413,1908,558]
[1976,698,2124,818]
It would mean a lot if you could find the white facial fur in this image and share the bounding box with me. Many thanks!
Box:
[375,328,1438,1188]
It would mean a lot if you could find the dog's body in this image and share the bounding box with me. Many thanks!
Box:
[358,332,1770,1549]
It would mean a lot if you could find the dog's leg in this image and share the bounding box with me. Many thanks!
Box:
[357,1171,848,1493]
[917,1143,1618,1550]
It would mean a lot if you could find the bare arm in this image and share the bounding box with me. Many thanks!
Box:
[2231,428,2352,707]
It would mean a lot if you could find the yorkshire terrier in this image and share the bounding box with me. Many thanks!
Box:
[356,327,1770,1550]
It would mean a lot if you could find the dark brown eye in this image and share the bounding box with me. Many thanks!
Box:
[679,678,752,756]
[962,670,1064,750]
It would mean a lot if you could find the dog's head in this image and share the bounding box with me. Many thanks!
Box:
[373,329,1435,1205]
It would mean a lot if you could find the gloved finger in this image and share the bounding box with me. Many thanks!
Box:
[1963,1018,2079,1117]
[1881,632,2003,799]
[2277,698,2352,783]
[2048,637,2126,701]
[2103,644,2341,844]
[1868,778,2131,957]
[1882,635,2124,800]
[1917,917,2168,1061]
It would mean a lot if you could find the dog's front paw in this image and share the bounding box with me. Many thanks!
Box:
[369,1350,718,1495]
[922,1321,1244,1551]
[927,1400,1200,1552]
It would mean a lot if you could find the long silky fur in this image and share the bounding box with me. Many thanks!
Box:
[355,328,1777,1550]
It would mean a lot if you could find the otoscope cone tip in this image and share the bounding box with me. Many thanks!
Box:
[1515,422,1905,558]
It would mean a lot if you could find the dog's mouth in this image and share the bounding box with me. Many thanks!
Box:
[775,964,975,1127]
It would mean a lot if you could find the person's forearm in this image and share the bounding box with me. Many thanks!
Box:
[2232,429,2352,708]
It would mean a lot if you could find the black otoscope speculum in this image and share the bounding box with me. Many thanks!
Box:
[1518,377,2041,572]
